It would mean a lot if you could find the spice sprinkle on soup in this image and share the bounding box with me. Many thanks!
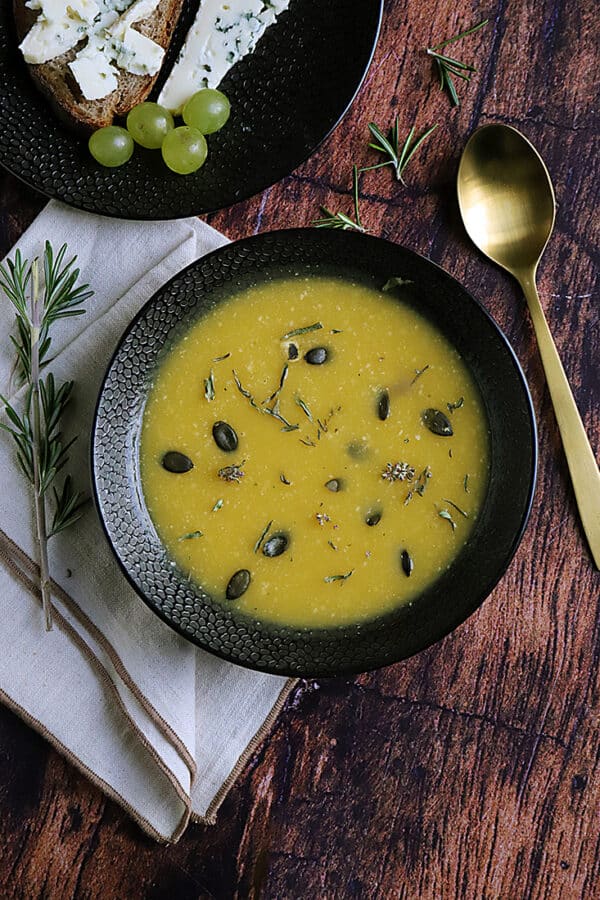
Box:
[140,277,490,628]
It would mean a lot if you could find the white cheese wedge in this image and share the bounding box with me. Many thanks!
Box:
[111,25,164,76]
[68,46,119,98]
[20,0,99,64]
[158,0,291,114]
[21,0,165,100]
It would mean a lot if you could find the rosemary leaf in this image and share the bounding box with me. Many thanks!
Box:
[254,520,273,554]
[204,369,215,401]
[295,397,313,422]
[437,508,457,531]
[178,530,203,541]
[281,322,323,340]
[443,498,469,518]
[324,570,354,583]
[382,277,413,292]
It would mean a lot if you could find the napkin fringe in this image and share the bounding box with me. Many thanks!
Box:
[0,528,193,842]
[192,676,297,826]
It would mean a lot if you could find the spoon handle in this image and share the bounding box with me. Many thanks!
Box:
[520,273,600,568]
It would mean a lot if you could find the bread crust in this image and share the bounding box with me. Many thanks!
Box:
[14,0,185,132]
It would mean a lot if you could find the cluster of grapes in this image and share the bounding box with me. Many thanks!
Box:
[88,88,231,174]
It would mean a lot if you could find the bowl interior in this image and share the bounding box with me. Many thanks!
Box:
[92,229,537,676]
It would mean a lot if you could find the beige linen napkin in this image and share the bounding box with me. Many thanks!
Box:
[0,201,295,843]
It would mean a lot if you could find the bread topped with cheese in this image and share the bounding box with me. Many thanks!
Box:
[15,0,185,131]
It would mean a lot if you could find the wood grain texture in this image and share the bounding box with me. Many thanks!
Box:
[0,0,598,897]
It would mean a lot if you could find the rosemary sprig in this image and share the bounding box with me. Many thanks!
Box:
[313,166,365,232]
[361,117,438,184]
[0,243,91,630]
[426,19,489,108]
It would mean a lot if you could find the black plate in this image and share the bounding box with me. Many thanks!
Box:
[0,0,382,219]
[92,229,537,677]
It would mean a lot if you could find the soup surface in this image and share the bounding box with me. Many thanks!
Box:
[140,277,489,628]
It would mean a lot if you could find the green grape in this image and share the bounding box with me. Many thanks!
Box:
[126,102,174,149]
[161,126,208,175]
[182,89,231,135]
[88,126,134,167]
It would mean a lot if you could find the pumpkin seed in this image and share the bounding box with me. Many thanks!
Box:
[377,390,390,421]
[422,408,453,437]
[212,420,238,452]
[325,478,343,492]
[304,347,328,365]
[401,549,414,577]
[161,451,193,473]
[365,511,382,527]
[262,533,289,557]
[226,569,251,600]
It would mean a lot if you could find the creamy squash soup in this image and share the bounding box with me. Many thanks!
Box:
[140,277,489,628]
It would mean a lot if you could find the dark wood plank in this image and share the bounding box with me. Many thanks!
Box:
[0,0,598,897]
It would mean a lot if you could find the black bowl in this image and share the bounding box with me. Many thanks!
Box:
[92,229,537,676]
[0,0,382,219]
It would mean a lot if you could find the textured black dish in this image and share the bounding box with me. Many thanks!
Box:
[92,229,537,677]
[0,0,382,219]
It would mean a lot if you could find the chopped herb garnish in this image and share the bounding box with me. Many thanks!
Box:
[447,396,464,413]
[443,498,469,518]
[212,352,231,362]
[313,165,365,232]
[328,540,338,551]
[437,507,457,531]
[212,498,224,511]
[382,461,416,483]
[464,474,470,493]
[233,369,299,431]
[296,397,313,422]
[324,570,354,583]
[331,328,343,334]
[361,118,438,184]
[178,530,203,541]
[300,436,316,447]
[411,364,430,385]
[404,466,432,504]
[281,322,323,340]
[254,519,273,553]
[204,369,215,401]
[280,473,291,485]
[426,19,489,108]
[382,276,413,292]
[218,463,245,484]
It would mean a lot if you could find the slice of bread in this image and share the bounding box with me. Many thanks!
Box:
[14,0,185,132]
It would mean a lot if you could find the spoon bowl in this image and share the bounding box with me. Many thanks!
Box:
[458,124,555,275]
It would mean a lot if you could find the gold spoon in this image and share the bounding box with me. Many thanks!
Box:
[457,123,600,568]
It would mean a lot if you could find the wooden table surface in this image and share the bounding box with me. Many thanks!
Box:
[1,1,598,897]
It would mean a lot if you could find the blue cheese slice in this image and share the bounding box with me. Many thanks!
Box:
[158,0,291,114]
